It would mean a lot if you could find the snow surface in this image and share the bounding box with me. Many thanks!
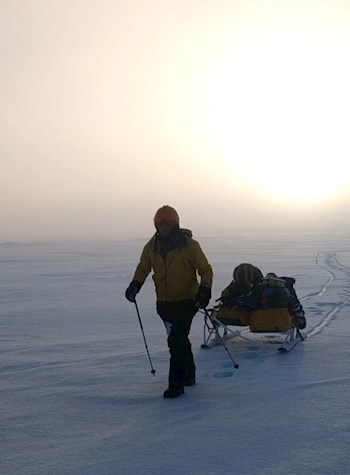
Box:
[1,235,350,475]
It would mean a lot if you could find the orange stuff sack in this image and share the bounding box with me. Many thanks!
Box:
[249,308,292,332]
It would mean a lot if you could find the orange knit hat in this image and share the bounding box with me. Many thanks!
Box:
[153,205,179,226]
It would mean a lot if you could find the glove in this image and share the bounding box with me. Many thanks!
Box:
[194,285,211,309]
[125,280,141,303]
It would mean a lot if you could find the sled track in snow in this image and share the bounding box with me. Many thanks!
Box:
[303,252,350,339]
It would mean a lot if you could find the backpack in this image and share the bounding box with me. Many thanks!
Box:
[259,274,292,309]
[239,274,292,311]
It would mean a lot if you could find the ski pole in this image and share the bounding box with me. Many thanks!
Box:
[134,299,156,376]
[203,308,239,369]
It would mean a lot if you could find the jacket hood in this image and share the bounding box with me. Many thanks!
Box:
[179,228,192,238]
[150,227,192,257]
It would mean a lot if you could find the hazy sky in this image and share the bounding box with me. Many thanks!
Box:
[2,0,350,240]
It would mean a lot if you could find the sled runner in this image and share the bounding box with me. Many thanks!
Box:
[201,306,304,352]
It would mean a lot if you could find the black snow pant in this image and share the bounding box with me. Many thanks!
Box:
[156,300,197,388]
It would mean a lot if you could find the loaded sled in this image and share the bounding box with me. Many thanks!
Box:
[201,306,305,352]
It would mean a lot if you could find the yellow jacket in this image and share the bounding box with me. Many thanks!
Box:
[132,229,213,302]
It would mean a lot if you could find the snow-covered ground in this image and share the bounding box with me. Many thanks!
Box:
[1,234,349,475]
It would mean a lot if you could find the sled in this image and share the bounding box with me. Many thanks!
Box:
[201,306,304,352]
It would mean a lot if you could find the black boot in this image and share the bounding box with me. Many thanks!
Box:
[295,310,307,329]
[183,378,195,387]
[163,386,184,399]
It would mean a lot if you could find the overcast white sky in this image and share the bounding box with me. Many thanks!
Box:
[1,0,350,240]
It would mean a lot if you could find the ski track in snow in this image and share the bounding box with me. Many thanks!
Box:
[304,252,350,339]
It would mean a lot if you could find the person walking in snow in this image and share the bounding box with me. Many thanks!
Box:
[125,205,213,399]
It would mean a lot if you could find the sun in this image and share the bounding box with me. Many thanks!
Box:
[203,32,350,203]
